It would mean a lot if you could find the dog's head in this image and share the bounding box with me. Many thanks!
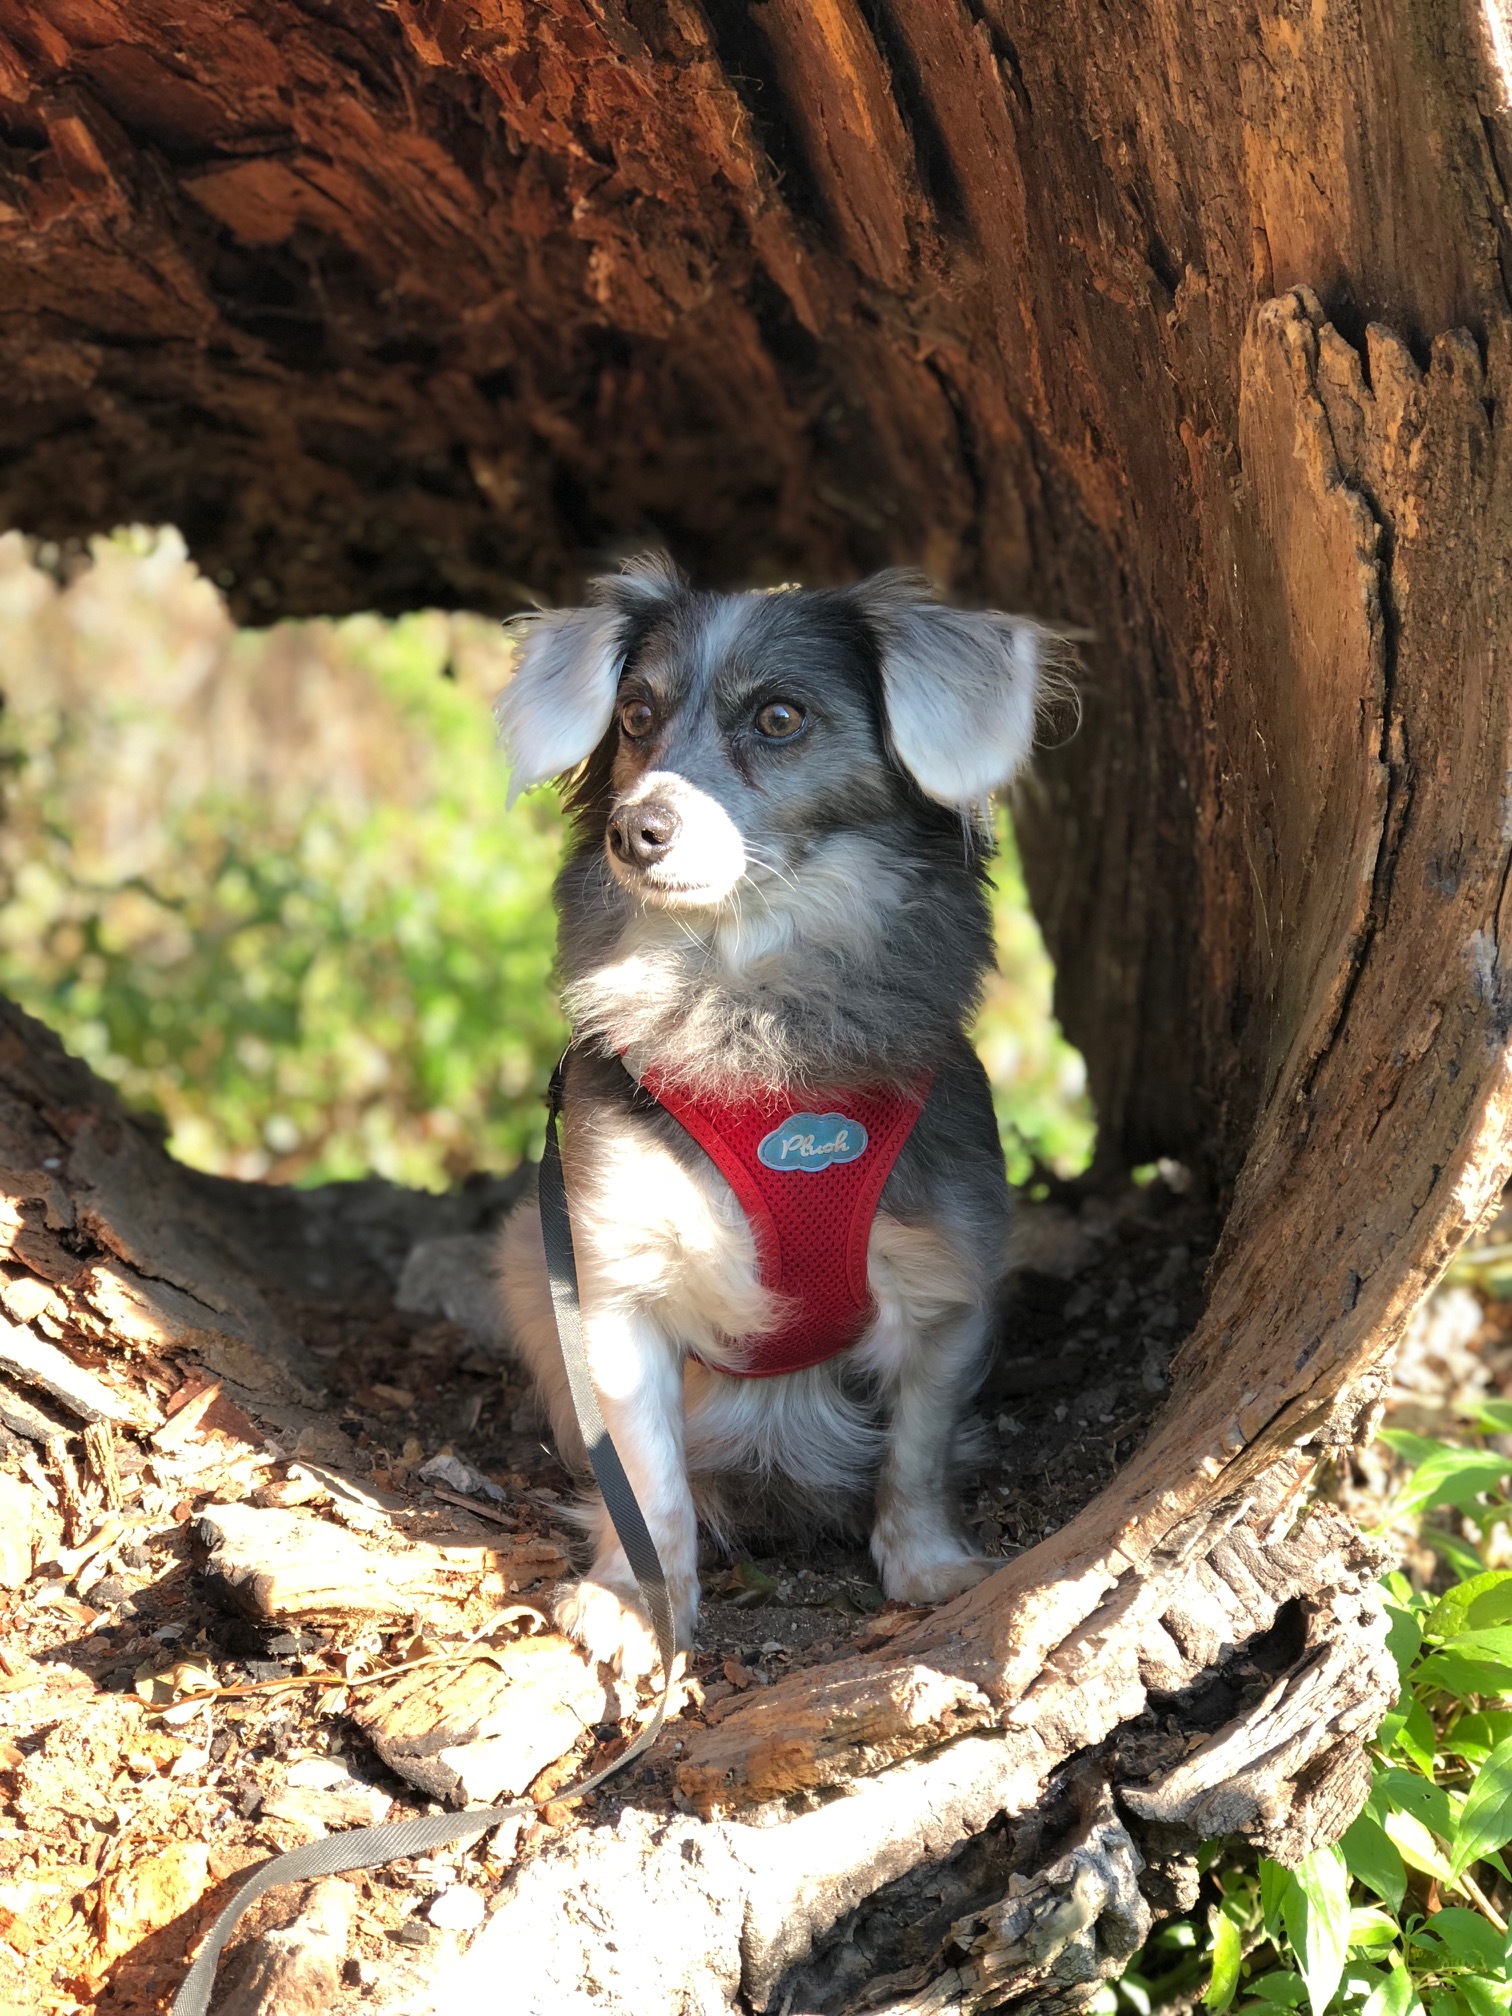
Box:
[497,556,1057,911]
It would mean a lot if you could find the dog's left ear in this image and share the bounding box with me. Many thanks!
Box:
[850,571,1049,809]
[496,554,685,804]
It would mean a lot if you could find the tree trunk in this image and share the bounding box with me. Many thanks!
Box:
[3,3,1512,2012]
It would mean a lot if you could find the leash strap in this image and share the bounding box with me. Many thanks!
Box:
[172,1050,676,2016]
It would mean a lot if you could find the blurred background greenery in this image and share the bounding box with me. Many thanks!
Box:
[0,526,1094,1192]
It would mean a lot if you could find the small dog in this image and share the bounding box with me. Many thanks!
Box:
[496,557,1054,1676]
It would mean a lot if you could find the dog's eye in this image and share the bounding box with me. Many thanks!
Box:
[754,701,805,741]
[619,699,655,739]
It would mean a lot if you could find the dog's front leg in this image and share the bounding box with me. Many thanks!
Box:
[871,1303,995,1605]
[555,1305,699,1680]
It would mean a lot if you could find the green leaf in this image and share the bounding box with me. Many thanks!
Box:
[1444,1627,1512,1663]
[1467,1399,1512,1436]
[1419,1910,1506,1972]
[1445,1713,1512,1765]
[1284,1845,1353,2016]
[1207,1909,1244,2011]
[1247,1975,1311,2008]
[1383,1809,1455,1883]
[1385,1606,1426,1685]
[1379,1700,1412,1754]
[1342,1809,1408,1912]
[1451,1733,1512,1879]
[1377,1769,1455,1841]
[1360,1960,1418,2016]
[1415,1649,1512,1700]
[1456,1980,1512,2016]
[1261,1859,1294,1942]
[1428,1576,1512,1643]
[1347,1909,1401,1957]
[1397,1698,1439,1775]
[1425,1530,1493,1584]
[1392,1448,1512,1519]
[1379,1430,1450,1468]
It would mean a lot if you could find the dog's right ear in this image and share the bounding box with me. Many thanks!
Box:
[496,554,685,804]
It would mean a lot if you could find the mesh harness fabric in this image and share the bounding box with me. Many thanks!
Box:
[636,1063,932,1376]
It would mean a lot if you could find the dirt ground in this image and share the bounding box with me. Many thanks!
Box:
[1,1168,1486,2016]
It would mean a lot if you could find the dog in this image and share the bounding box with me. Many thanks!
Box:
[496,556,1055,1677]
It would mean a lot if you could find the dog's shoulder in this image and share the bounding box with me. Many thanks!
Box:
[564,1044,711,1170]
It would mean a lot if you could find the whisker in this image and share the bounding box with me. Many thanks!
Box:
[742,851,798,894]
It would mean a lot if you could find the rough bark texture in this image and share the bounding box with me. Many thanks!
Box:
[4,3,1512,2013]
[448,1462,1395,2016]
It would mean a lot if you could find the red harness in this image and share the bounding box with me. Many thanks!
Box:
[635,1063,932,1377]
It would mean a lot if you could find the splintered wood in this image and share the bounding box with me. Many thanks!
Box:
[675,1663,993,1814]
[191,1501,565,1625]
[353,1636,635,1806]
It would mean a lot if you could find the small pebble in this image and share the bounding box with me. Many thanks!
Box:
[393,1920,431,1946]
[428,1887,486,1932]
[88,1576,128,1607]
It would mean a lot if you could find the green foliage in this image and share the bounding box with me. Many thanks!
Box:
[1097,1426,1512,2016]
[976,815,1096,1184]
[0,527,1093,1190]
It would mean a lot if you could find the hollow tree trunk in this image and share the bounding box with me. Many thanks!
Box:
[4,3,1512,2013]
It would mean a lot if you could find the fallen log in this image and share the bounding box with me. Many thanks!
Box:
[3,0,1512,2010]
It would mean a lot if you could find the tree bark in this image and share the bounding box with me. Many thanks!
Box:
[4,3,1512,2012]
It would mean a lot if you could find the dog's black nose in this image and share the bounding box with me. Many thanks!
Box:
[608,801,680,867]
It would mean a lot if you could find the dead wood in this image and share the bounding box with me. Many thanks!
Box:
[4,1,1512,2012]
[448,1469,1394,2015]
[214,1878,354,2016]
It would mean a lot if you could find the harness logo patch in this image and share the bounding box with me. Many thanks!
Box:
[757,1112,869,1173]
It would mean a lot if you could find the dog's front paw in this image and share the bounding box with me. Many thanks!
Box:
[555,1576,673,1680]
[555,1576,662,1679]
[876,1536,996,1607]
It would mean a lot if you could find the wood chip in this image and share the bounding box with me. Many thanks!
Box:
[213,1876,353,2016]
[91,1842,212,1975]
[0,1472,36,1587]
[0,1315,144,1427]
[151,1379,223,1448]
[429,1483,517,1528]
[0,1373,73,1446]
[192,1502,427,1623]
[353,1633,634,1806]
[82,1420,123,1507]
[258,1778,393,1838]
[675,1664,994,1817]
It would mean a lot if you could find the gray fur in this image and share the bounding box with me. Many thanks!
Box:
[495,558,1044,1669]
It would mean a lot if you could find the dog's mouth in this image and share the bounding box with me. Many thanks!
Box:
[606,855,744,910]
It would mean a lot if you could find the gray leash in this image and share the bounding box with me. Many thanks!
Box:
[172,1051,676,2015]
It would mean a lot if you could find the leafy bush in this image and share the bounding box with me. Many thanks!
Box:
[0,528,1093,1189]
[1104,1415,1512,2016]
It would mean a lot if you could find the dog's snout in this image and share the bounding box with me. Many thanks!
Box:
[608,801,681,867]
